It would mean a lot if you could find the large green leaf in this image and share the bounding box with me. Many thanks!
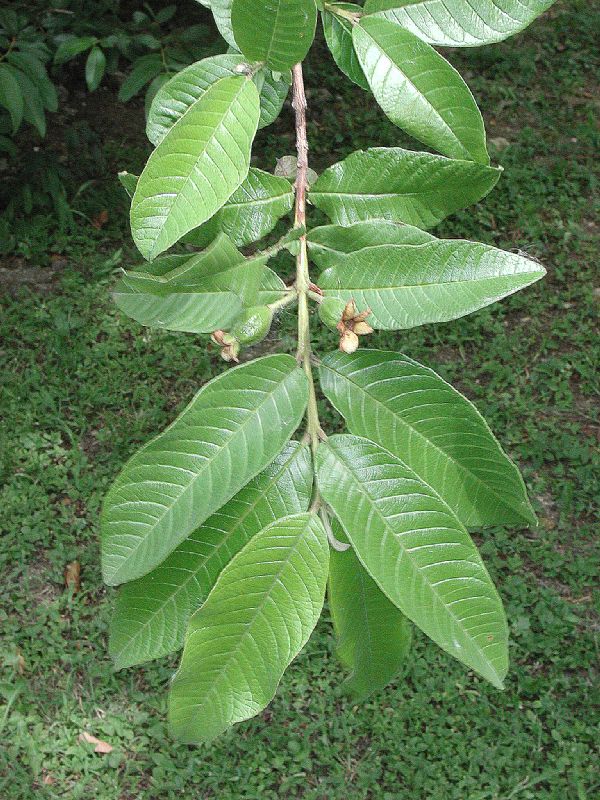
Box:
[315,234,546,329]
[308,148,500,227]
[364,0,555,47]
[131,75,260,260]
[317,435,508,688]
[353,17,489,163]
[322,5,369,90]
[231,0,317,72]
[328,519,412,699]
[101,354,308,585]
[183,168,294,249]
[112,234,266,333]
[319,350,537,528]
[258,267,287,304]
[146,56,288,146]
[169,512,329,743]
[110,442,312,670]
[308,220,434,268]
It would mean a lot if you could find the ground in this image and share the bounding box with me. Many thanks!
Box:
[0,1,599,798]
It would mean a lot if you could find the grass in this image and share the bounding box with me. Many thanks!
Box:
[1,1,599,797]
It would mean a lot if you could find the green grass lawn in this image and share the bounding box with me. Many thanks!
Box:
[1,2,599,797]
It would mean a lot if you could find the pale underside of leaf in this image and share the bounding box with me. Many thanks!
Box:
[317,435,508,688]
[319,350,537,528]
[110,442,313,670]
[101,354,308,585]
[308,147,500,228]
[169,512,329,743]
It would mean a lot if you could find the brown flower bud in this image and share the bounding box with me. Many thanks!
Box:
[339,329,359,354]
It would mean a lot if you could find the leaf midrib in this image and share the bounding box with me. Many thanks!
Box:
[322,359,531,523]
[108,364,302,582]
[325,443,504,686]
[112,445,308,666]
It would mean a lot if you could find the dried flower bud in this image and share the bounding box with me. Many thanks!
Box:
[339,329,359,354]
[353,321,374,336]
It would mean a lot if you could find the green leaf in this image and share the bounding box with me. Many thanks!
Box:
[118,54,163,103]
[364,0,555,47]
[183,168,295,249]
[258,267,287,304]
[353,17,489,163]
[53,36,97,65]
[147,56,288,146]
[85,46,106,92]
[231,0,318,72]
[101,354,308,585]
[308,220,434,268]
[117,171,138,198]
[328,518,412,699]
[317,435,508,689]
[322,5,369,90]
[315,233,546,329]
[169,512,329,743]
[6,53,57,112]
[131,75,260,260]
[110,442,313,670]
[319,350,537,528]
[112,234,266,333]
[12,68,46,137]
[0,64,23,134]
[198,0,237,47]
[308,147,500,227]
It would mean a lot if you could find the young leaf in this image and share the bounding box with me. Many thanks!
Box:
[353,17,489,163]
[315,236,546,329]
[117,171,138,198]
[308,220,434,267]
[328,519,412,699]
[169,512,329,743]
[317,435,508,689]
[110,442,313,670]
[364,0,555,47]
[131,75,260,260]
[112,234,267,333]
[183,168,294,249]
[319,350,537,528]
[146,56,288,146]
[308,147,500,227]
[101,354,308,585]
[231,0,318,72]
[322,4,369,91]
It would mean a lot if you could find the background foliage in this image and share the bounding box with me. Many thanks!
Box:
[0,0,598,796]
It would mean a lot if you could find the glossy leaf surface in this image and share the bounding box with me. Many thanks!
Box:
[322,4,369,90]
[319,350,537,528]
[316,236,546,329]
[169,512,328,743]
[101,354,308,585]
[353,17,489,163]
[131,75,260,260]
[231,0,317,71]
[198,0,237,47]
[110,443,312,669]
[364,0,555,47]
[308,147,500,227]
[317,435,508,688]
[328,519,412,699]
